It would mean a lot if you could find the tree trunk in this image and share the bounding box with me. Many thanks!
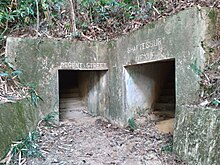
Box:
[69,0,77,33]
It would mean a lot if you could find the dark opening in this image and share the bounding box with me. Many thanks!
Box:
[59,70,79,91]
[153,60,176,120]
[58,70,108,120]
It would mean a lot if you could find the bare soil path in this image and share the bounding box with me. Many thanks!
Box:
[26,111,187,165]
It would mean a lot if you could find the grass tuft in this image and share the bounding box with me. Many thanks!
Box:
[0,131,43,165]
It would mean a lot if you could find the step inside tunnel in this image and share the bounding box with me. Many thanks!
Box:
[124,59,176,133]
[58,70,108,120]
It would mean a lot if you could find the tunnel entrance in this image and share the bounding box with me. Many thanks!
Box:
[58,70,108,121]
[154,60,175,119]
[124,59,175,134]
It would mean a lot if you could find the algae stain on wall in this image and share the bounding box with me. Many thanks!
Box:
[0,101,38,157]
[208,9,218,25]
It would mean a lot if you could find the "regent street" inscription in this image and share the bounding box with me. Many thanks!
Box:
[60,62,108,69]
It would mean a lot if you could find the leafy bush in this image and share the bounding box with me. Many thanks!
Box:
[0,0,64,33]
[78,0,150,24]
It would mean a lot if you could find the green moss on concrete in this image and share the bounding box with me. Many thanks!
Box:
[148,23,155,29]
[208,9,218,25]
[39,42,56,57]
[63,40,73,48]
[107,40,117,49]
[0,100,38,158]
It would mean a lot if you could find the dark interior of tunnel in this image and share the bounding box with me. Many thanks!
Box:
[154,59,176,119]
[58,70,79,91]
[58,70,83,120]
[58,70,108,120]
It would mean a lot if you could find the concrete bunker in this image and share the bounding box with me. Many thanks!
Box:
[58,70,108,120]
[124,59,175,121]
[4,8,220,164]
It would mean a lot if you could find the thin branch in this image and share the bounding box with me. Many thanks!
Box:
[35,0,40,37]
[137,0,140,9]
[152,5,160,15]
[81,32,92,41]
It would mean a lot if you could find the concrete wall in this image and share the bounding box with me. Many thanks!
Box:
[6,39,109,122]
[174,106,220,165]
[80,71,109,117]
[4,7,220,164]
[107,7,208,124]
[0,101,37,157]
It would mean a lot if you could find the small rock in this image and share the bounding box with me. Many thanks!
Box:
[51,159,59,163]
[200,100,210,106]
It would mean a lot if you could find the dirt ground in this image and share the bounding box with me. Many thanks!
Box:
[26,111,187,165]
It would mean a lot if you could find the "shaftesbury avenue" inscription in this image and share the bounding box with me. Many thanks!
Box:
[127,37,164,54]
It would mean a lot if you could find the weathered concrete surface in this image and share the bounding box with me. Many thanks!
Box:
[77,71,109,116]
[174,106,220,165]
[3,7,220,164]
[109,7,209,124]
[7,7,215,125]
[6,38,109,122]
[0,100,37,157]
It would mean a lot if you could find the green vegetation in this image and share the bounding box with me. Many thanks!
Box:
[161,142,173,153]
[0,0,64,51]
[128,117,137,131]
[74,0,158,40]
[0,54,42,106]
[0,0,219,45]
[78,0,152,24]
[190,58,220,108]
[42,111,58,127]
[0,131,42,165]
[190,59,202,75]
[0,55,22,78]
[25,82,43,107]
[0,0,160,47]
[0,0,64,31]
[161,136,173,153]
[0,110,57,164]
